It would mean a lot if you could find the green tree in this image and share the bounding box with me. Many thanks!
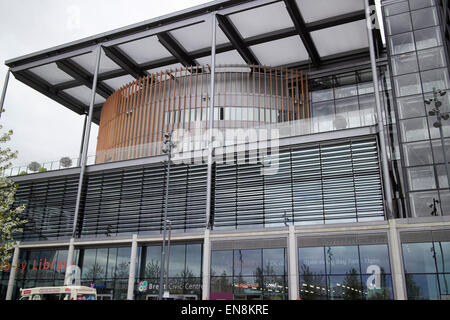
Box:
[0,124,27,269]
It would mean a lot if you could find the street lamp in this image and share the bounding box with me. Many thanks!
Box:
[158,132,175,300]
[425,88,450,216]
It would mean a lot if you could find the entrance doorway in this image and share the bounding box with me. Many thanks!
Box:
[233,294,263,300]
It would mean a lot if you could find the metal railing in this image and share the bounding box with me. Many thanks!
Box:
[3,108,377,177]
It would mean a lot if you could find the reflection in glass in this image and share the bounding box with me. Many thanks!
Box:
[263,249,285,275]
[391,52,418,76]
[143,246,161,278]
[409,191,441,216]
[421,69,450,93]
[397,95,426,119]
[402,242,437,273]
[327,275,362,300]
[394,73,422,97]
[386,12,412,35]
[406,274,439,300]
[81,249,96,279]
[389,32,415,55]
[299,275,327,300]
[168,245,186,277]
[186,244,202,277]
[418,47,446,71]
[325,246,360,275]
[403,141,433,166]
[399,117,429,142]
[299,247,325,275]
[411,7,438,30]
[414,27,442,50]
[407,166,437,191]
[359,245,391,274]
[361,274,393,300]
[211,250,233,277]
[211,276,233,296]
[234,250,262,276]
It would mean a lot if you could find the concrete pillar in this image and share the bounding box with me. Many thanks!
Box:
[287,225,299,300]
[64,237,76,284]
[5,242,20,300]
[388,219,407,300]
[127,234,138,300]
[202,229,211,300]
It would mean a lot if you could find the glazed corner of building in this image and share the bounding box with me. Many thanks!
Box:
[2,0,450,301]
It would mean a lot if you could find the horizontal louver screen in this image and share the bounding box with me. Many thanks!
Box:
[80,163,207,238]
[213,137,384,229]
[13,137,384,241]
[13,175,79,241]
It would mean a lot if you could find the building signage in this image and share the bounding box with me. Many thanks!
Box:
[137,280,202,292]
[2,259,69,273]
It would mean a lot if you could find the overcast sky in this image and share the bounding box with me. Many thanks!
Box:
[0,0,209,169]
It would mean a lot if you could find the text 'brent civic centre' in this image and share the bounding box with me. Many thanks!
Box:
[1,0,450,300]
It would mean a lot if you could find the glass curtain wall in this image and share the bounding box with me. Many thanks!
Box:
[402,241,450,299]
[210,248,287,300]
[298,244,393,300]
[384,0,450,216]
[135,243,203,300]
[1,249,74,300]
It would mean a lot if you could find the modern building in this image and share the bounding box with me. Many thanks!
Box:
[0,0,449,300]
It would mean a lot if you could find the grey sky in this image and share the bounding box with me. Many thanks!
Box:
[0,0,209,168]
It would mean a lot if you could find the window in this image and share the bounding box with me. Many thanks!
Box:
[389,32,416,55]
[409,190,441,216]
[384,2,409,16]
[409,0,435,10]
[403,141,434,166]
[407,165,437,190]
[400,117,430,142]
[397,95,426,119]
[298,244,393,300]
[411,7,438,30]
[402,241,450,300]
[421,69,450,93]
[394,73,422,97]
[386,12,412,35]
[391,52,419,76]
[211,248,287,300]
[417,47,446,71]
[414,27,442,50]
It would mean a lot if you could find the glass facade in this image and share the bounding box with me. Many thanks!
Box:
[210,248,287,300]
[308,68,392,133]
[135,243,203,300]
[402,241,450,300]
[384,0,450,216]
[298,244,393,300]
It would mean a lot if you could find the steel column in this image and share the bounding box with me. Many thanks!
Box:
[71,45,102,238]
[201,12,217,301]
[364,0,394,219]
[0,69,11,119]
[5,242,20,300]
[205,12,217,229]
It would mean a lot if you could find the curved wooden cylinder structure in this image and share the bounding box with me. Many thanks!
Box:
[96,65,309,163]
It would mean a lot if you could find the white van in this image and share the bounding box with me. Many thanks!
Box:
[19,286,97,300]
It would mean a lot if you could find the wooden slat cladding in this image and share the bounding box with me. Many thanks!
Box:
[96,65,310,164]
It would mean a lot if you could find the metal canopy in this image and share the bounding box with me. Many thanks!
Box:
[4,0,383,124]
